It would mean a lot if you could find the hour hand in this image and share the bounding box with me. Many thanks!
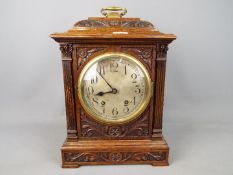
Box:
[95,91,106,96]
[95,88,118,96]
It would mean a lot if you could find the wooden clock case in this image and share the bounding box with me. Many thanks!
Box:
[50,9,176,168]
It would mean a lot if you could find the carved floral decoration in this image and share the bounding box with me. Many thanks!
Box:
[80,109,149,138]
[122,47,153,69]
[77,48,105,68]
[60,44,73,58]
[74,20,154,28]
[64,151,166,162]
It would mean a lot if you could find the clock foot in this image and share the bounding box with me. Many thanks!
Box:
[151,161,169,166]
[62,164,80,168]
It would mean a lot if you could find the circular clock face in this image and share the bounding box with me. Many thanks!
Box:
[78,52,152,124]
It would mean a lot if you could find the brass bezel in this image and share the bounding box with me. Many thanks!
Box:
[77,52,152,125]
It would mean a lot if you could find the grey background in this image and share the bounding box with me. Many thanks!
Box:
[0,0,233,174]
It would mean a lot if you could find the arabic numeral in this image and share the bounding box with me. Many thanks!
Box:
[98,64,105,75]
[110,61,118,72]
[123,107,129,113]
[112,107,119,116]
[91,76,98,84]
[135,85,141,94]
[87,86,94,95]
[131,73,137,83]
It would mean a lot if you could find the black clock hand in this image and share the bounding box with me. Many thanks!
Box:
[95,88,118,96]
[96,71,114,90]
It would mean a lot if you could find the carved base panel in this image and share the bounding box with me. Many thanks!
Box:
[61,137,169,168]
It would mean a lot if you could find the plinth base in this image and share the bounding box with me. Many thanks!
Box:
[61,137,169,168]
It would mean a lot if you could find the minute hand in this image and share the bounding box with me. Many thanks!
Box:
[97,71,114,90]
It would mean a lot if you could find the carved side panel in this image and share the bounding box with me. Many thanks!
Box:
[60,44,77,139]
[64,151,166,163]
[76,47,105,68]
[80,108,149,138]
[153,43,168,137]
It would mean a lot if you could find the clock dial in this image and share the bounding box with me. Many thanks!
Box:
[78,53,152,124]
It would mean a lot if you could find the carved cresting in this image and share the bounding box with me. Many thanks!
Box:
[153,43,169,137]
[64,151,166,163]
[60,44,77,139]
[74,19,154,28]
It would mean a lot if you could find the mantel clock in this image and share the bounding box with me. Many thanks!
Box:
[50,6,176,168]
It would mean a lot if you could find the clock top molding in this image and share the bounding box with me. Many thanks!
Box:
[50,7,176,43]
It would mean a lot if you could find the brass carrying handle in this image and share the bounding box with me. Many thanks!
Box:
[101,6,127,18]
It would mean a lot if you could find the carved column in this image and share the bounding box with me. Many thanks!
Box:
[60,44,77,139]
[152,43,168,138]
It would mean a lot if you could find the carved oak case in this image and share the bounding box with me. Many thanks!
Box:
[50,7,176,168]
